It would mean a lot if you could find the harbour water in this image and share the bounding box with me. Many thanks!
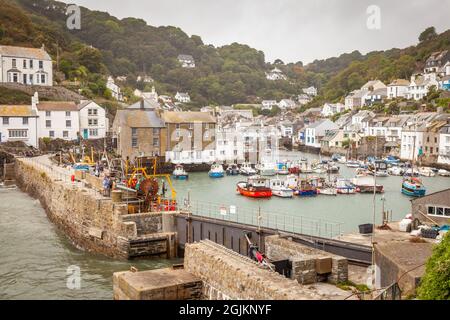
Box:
[0,188,176,300]
[1,151,448,299]
[172,151,450,234]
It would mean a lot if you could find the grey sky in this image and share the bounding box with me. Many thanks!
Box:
[70,0,450,64]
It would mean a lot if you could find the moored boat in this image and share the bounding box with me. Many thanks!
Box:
[352,176,384,193]
[418,167,436,177]
[317,186,337,196]
[270,178,294,198]
[276,162,290,175]
[256,162,277,176]
[172,164,189,180]
[237,176,272,198]
[239,162,257,176]
[401,177,426,197]
[335,178,356,194]
[226,164,240,176]
[388,166,404,176]
[209,163,225,178]
[438,169,450,177]
[346,160,360,168]
[295,179,318,197]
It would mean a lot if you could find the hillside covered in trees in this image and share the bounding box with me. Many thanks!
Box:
[0,0,449,109]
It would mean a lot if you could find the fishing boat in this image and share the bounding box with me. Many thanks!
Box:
[404,168,420,177]
[172,164,189,180]
[368,160,389,177]
[438,169,450,177]
[312,164,327,174]
[346,160,360,168]
[270,178,294,198]
[256,162,277,176]
[295,179,318,197]
[285,174,299,190]
[226,164,240,176]
[237,176,272,198]
[384,155,400,165]
[209,163,224,178]
[418,167,436,177]
[335,178,356,194]
[239,162,257,176]
[299,160,313,174]
[352,176,384,193]
[388,166,404,176]
[276,163,290,175]
[326,163,340,174]
[401,177,426,197]
[317,184,337,196]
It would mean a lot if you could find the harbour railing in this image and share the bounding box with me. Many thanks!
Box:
[180,199,343,239]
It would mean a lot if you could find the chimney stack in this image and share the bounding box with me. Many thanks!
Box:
[140,98,144,110]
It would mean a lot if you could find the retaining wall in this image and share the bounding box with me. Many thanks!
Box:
[15,158,176,259]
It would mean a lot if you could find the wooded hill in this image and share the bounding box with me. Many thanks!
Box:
[0,0,449,109]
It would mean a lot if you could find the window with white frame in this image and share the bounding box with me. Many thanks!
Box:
[89,129,98,137]
[66,111,71,117]
[8,129,27,138]
[427,205,450,217]
[63,131,69,138]
[45,111,51,117]
[88,109,98,116]
[88,119,98,126]
[46,120,51,128]
[3,117,9,125]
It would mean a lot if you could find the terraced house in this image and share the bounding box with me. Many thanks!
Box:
[163,111,216,164]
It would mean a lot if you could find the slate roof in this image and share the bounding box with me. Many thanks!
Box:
[0,45,51,60]
[163,111,216,123]
[0,105,37,117]
[36,101,78,112]
[115,109,165,128]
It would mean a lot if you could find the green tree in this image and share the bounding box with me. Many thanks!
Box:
[419,27,437,42]
[417,232,450,300]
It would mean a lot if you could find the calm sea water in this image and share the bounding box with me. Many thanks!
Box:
[171,151,450,234]
[1,151,448,300]
[0,189,177,300]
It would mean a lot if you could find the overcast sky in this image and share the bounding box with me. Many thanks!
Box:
[69,0,450,64]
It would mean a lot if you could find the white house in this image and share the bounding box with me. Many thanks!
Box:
[33,94,79,141]
[0,104,39,147]
[279,120,294,138]
[345,90,368,110]
[78,100,108,139]
[387,79,410,99]
[175,92,191,103]
[278,99,297,110]
[407,74,439,101]
[302,86,317,97]
[261,100,278,110]
[361,80,386,92]
[177,54,195,68]
[438,125,450,165]
[107,76,123,101]
[266,68,286,81]
[304,119,339,149]
[297,94,311,105]
[0,45,53,86]
[321,103,345,117]
[351,110,375,133]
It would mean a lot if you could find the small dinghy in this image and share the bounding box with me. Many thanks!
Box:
[226,164,240,176]
[209,163,224,178]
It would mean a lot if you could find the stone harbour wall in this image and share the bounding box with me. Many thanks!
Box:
[15,158,175,259]
[184,240,326,300]
[265,235,348,284]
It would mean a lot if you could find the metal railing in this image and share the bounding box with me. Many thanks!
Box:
[180,199,343,239]
[20,156,104,198]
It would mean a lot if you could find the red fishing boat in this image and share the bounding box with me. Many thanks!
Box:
[236,177,272,198]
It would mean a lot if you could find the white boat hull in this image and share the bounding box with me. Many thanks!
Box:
[272,188,294,198]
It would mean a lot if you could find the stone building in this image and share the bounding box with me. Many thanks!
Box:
[411,188,450,227]
[112,99,166,160]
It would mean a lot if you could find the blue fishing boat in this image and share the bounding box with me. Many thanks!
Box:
[295,179,318,197]
[401,177,426,197]
[209,163,224,178]
[172,164,189,180]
